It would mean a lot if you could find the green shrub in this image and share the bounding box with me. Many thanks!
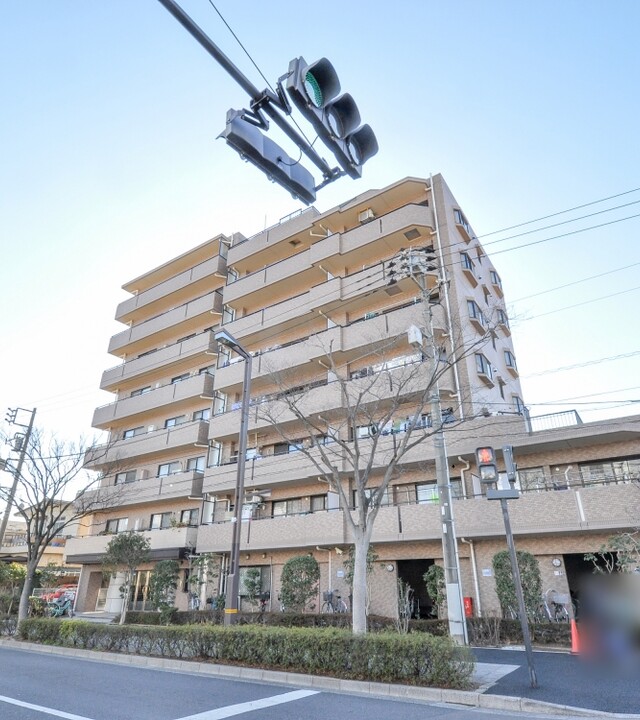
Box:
[18,619,474,688]
[466,617,570,646]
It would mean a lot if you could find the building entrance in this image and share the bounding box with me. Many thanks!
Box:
[396,559,437,618]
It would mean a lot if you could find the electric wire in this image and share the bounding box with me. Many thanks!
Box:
[511,260,640,303]
[206,0,318,154]
[476,186,640,238]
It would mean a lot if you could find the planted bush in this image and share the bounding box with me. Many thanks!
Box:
[18,619,473,688]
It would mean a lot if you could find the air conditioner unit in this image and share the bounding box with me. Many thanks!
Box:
[248,494,263,504]
[358,208,375,224]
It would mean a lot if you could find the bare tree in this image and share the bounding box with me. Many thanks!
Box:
[0,428,123,621]
[256,309,494,634]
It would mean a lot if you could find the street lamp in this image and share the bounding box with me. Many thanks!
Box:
[214,330,252,625]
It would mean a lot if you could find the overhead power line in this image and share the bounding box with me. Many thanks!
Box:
[522,350,640,378]
[477,186,640,238]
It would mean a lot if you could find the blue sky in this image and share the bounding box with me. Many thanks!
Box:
[1,0,639,443]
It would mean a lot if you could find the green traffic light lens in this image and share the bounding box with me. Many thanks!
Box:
[304,71,323,108]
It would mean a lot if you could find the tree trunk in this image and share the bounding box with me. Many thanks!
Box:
[119,571,131,625]
[18,561,39,621]
[351,532,370,635]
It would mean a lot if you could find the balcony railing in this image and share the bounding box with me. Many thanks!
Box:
[194,480,638,553]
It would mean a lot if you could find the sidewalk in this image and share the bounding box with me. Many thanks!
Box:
[2,637,638,718]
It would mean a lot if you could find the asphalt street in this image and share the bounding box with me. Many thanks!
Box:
[474,647,640,715]
[0,645,605,720]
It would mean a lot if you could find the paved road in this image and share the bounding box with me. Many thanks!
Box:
[0,646,597,720]
[474,647,640,715]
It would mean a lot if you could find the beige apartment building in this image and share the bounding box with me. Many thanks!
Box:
[67,176,639,618]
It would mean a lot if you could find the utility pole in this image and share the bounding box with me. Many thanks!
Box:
[0,407,36,547]
[405,251,467,645]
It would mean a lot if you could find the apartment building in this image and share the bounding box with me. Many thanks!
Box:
[68,176,639,618]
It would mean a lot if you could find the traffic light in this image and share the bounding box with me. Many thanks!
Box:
[286,57,378,179]
[476,446,498,484]
[220,110,316,204]
[5,408,17,425]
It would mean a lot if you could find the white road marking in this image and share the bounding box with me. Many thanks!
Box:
[0,694,94,720]
[177,689,320,720]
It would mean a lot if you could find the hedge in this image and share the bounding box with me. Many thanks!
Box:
[18,619,474,688]
[123,610,450,634]
[122,611,568,645]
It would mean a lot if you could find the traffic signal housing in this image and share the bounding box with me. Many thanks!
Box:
[476,446,498,484]
[220,110,316,204]
[286,57,378,179]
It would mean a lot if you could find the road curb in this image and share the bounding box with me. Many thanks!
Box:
[1,638,638,719]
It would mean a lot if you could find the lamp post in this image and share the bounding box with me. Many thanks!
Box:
[214,330,252,626]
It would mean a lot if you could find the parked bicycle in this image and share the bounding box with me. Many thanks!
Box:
[321,590,348,613]
[46,596,74,618]
[542,588,570,622]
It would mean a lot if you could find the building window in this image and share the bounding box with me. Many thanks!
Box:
[123,427,144,440]
[180,508,199,526]
[578,457,640,485]
[158,461,181,477]
[208,442,222,467]
[130,386,151,397]
[150,512,172,530]
[517,467,548,492]
[497,309,509,327]
[115,471,137,485]
[164,415,186,429]
[416,478,462,504]
[490,270,501,288]
[512,395,525,414]
[310,494,327,512]
[171,373,190,384]
[193,408,211,422]
[273,440,303,455]
[199,365,215,376]
[504,350,517,369]
[186,456,205,473]
[475,353,493,379]
[454,208,471,235]
[177,333,196,344]
[105,517,128,534]
[467,300,485,328]
[222,305,236,324]
[355,424,378,439]
[272,498,305,517]
[460,252,474,272]
[352,487,392,508]
[213,393,227,416]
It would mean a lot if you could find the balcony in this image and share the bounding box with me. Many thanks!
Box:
[65,526,198,564]
[108,291,223,357]
[86,420,210,467]
[214,303,442,393]
[228,207,319,269]
[222,265,418,350]
[195,483,639,555]
[87,470,204,510]
[209,359,452,443]
[223,204,433,311]
[196,509,346,554]
[100,332,217,392]
[93,374,214,428]
[115,255,227,325]
[204,445,333,495]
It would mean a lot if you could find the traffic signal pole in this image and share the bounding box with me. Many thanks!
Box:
[481,445,538,689]
[0,408,36,547]
[155,0,335,179]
